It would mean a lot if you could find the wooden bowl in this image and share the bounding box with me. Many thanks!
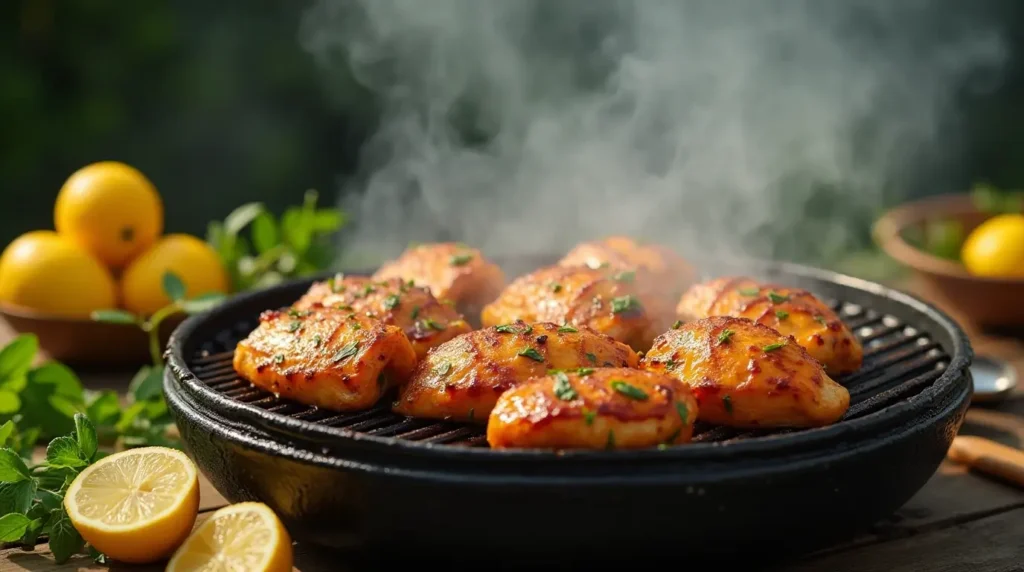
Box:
[873,193,1024,328]
[0,303,184,368]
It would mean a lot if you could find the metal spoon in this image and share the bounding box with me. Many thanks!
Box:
[969,355,1018,403]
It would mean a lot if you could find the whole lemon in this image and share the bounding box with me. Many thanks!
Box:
[960,214,1024,278]
[54,161,164,268]
[0,230,118,317]
[120,234,229,316]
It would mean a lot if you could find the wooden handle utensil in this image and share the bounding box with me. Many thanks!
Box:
[947,435,1024,489]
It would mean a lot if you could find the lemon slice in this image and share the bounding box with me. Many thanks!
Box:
[64,446,200,564]
[167,502,293,572]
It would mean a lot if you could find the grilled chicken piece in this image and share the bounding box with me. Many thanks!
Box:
[559,235,695,332]
[487,367,699,450]
[293,274,472,361]
[480,265,656,351]
[393,320,639,423]
[676,277,863,375]
[641,316,850,428]
[233,307,418,412]
[372,242,506,319]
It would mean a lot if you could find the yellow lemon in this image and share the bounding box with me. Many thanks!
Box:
[960,214,1024,278]
[0,230,117,317]
[64,446,200,564]
[120,234,229,316]
[167,502,293,572]
[54,161,164,268]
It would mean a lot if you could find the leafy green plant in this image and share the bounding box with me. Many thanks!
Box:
[971,182,1024,215]
[206,189,346,292]
[0,413,99,563]
[90,271,227,449]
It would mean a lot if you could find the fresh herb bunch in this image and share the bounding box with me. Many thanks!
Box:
[206,189,346,292]
[0,413,99,563]
[90,271,227,449]
[971,182,1024,215]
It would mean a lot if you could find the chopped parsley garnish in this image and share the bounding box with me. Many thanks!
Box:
[675,402,689,424]
[495,324,517,333]
[312,334,322,347]
[411,306,420,320]
[763,341,787,352]
[815,315,828,326]
[549,282,563,293]
[449,253,474,266]
[718,329,735,344]
[775,310,789,320]
[672,320,683,329]
[352,323,362,331]
[583,410,596,425]
[553,372,578,401]
[586,352,597,363]
[332,342,360,363]
[420,318,445,331]
[612,270,636,283]
[272,354,285,365]
[517,347,544,362]
[436,362,452,376]
[336,304,353,311]
[575,368,595,376]
[287,308,308,318]
[723,395,733,414]
[767,291,789,304]
[383,294,400,309]
[557,325,578,333]
[329,276,345,293]
[287,321,301,333]
[610,295,642,314]
[610,380,648,400]
[665,359,678,370]
[737,287,760,296]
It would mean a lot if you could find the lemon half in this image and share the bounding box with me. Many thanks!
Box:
[167,502,293,572]
[64,446,200,564]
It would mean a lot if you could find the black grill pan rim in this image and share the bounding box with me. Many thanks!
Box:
[165,256,973,462]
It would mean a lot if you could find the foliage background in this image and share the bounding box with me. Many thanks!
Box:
[2,0,1023,272]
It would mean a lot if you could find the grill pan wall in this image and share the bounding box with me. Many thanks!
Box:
[164,256,973,564]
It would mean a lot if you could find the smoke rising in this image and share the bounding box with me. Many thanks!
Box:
[300,0,1008,268]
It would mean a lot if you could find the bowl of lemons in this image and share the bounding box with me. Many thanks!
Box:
[873,184,1024,329]
[0,161,230,366]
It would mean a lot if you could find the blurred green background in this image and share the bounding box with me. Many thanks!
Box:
[2,0,1023,274]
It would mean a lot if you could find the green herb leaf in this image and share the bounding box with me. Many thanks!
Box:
[0,513,31,542]
[45,437,86,469]
[548,282,562,293]
[436,362,452,376]
[332,342,360,363]
[0,391,19,415]
[671,320,683,329]
[0,479,36,514]
[612,270,636,283]
[20,363,84,440]
[85,391,121,427]
[162,271,187,302]
[89,546,109,564]
[383,294,401,310]
[48,505,84,565]
[553,372,578,401]
[449,253,473,266]
[723,395,734,414]
[775,310,789,320]
[0,449,30,482]
[495,324,517,334]
[763,342,787,352]
[89,310,139,325]
[421,319,445,331]
[223,202,265,235]
[675,402,689,425]
[718,329,734,344]
[767,291,789,304]
[610,380,648,400]
[128,365,164,402]
[586,352,597,363]
[180,293,227,315]
[737,287,760,296]
[517,348,544,362]
[815,315,828,326]
[73,414,97,462]
[0,421,13,448]
[250,211,280,254]
[557,325,578,333]
[583,410,596,425]
[0,334,38,386]
[610,295,642,314]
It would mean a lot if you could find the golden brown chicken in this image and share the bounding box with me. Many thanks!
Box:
[559,235,695,332]
[641,316,850,428]
[487,367,699,450]
[233,307,418,412]
[480,265,656,351]
[372,242,506,319]
[676,277,863,375]
[293,274,472,361]
[393,320,639,423]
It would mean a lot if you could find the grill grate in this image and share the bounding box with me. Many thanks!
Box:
[187,299,950,449]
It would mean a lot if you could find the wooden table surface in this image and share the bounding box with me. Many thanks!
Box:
[1,275,1022,571]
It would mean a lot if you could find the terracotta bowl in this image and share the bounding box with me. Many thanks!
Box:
[0,303,184,368]
[873,193,1024,328]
